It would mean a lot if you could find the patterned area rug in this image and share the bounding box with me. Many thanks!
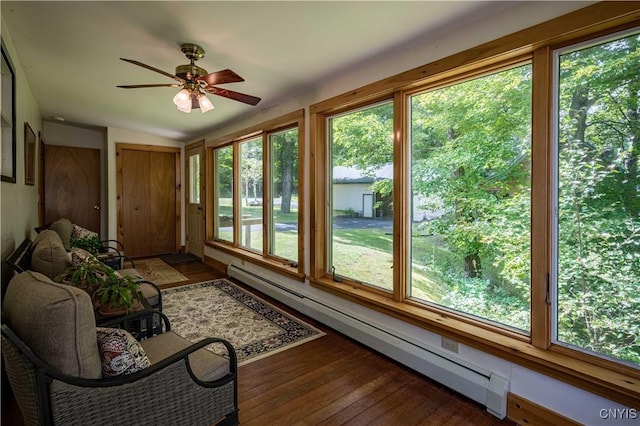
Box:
[133,258,189,285]
[161,279,325,365]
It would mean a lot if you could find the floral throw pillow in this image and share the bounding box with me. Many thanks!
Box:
[95,327,151,377]
[69,247,97,267]
[72,224,99,241]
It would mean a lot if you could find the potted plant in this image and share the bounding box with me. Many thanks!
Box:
[70,234,103,254]
[94,272,142,316]
[55,257,110,294]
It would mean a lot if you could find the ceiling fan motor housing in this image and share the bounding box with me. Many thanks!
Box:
[175,64,207,80]
[176,43,207,80]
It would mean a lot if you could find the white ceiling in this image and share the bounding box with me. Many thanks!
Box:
[2,1,521,141]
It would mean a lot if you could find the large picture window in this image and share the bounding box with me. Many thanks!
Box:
[410,64,532,331]
[553,29,640,365]
[328,101,394,290]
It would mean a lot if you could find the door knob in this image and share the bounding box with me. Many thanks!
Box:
[93,205,100,210]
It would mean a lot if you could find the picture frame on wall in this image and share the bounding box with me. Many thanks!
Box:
[24,122,35,185]
[1,41,17,183]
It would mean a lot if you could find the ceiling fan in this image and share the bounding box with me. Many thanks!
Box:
[117,43,261,113]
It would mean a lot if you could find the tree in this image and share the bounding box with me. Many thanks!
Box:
[556,32,640,362]
[240,139,262,206]
[271,129,298,214]
[411,65,532,288]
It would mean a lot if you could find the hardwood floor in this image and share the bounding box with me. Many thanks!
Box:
[1,258,516,425]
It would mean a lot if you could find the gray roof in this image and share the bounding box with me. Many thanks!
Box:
[333,164,393,184]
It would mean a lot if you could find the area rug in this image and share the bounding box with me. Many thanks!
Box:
[133,258,189,285]
[161,279,325,365]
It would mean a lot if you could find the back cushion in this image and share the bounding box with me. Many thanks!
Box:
[30,230,70,279]
[49,218,73,251]
[2,271,102,379]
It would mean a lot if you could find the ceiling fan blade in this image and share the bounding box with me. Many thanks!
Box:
[120,58,184,83]
[117,84,182,89]
[196,69,244,86]
[205,86,261,106]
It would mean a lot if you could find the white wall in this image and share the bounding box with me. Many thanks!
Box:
[1,16,42,260]
[201,2,635,424]
[333,183,371,213]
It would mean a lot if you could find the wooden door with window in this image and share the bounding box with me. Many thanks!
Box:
[117,144,180,258]
[44,145,101,231]
[186,142,204,258]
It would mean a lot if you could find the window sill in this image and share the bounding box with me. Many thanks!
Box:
[310,276,640,408]
[206,240,305,282]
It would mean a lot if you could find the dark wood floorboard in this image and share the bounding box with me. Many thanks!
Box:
[1,258,516,426]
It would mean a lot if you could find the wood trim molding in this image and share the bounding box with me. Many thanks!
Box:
[508,393,582,426]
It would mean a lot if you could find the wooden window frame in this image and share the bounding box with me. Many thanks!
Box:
[206,110,305,281]
[310,3,640,407]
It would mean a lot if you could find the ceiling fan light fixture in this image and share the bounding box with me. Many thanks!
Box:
[198,93,214,113]
[173,88,191,108]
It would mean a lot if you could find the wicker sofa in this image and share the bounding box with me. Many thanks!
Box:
[1,271,239,426]
[4,226,162,311]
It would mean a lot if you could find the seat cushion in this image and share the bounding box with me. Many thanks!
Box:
[2,271,102,379]
[30,229,71,280]
[140,332,230,381]
[49,218,73,250]
[139,282,160,308]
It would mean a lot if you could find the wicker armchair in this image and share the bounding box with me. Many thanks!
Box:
[1,271,238,426]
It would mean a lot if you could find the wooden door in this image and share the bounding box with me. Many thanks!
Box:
[186,143,204,258]
[44,145,100,231]
[117,145,180,258]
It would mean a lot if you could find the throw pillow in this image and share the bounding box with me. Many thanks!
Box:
[72,224,99,241]
[96,327,151,377]
[30,230,71,279]
[69,247,97,266]
[49,218,73,251]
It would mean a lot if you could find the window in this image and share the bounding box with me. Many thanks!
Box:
[310,4,638,406]
[410,64,532,331]
[239,137,263,252]
[209,110,304,278]
[553,29,640,365]
[188,153,201,204]
[214,145,234,243]
[328,101,394,290]
[269,128,299,263]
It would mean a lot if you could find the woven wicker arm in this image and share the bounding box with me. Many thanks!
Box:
[1,325,239,426]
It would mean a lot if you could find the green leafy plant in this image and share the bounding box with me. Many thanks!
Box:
[55,257,110,294]
[94,272,141,314]
[70,234,103,254]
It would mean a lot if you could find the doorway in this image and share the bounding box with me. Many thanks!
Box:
[116,144,181,258]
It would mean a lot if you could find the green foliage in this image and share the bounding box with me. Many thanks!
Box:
[555,32,640,364]
[70,235,103,254]
[55,256,110,293]
[95,273,141,313]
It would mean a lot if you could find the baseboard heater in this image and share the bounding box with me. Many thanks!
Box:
[227,263,509,419]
